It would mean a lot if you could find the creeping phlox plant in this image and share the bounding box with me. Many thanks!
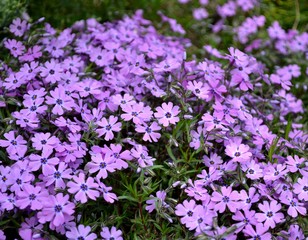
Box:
[0,3,307,240]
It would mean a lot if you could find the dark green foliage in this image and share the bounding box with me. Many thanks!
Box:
[0,0,27,29]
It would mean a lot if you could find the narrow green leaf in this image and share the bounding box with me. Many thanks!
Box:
[285,115,292,140]
[166,145,177,162]
[118,195,139,203]
[268,137,280,162]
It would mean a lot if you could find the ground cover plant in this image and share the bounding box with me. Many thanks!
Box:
[0,0,307,239]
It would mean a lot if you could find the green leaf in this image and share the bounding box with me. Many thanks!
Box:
[268,137,280,162]
[285,115,292,140]
[118,195,139,203]
[166,145,177,162]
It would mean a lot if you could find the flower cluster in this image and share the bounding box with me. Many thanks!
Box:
[0,0,307,239]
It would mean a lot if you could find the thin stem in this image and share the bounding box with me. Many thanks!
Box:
[292,0,300,30]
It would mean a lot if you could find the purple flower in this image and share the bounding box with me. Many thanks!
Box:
[175,199,199,226]
[3,72,25,90]
[203,153,223,167]
[242,160,263,180]
[40,60,63,84]
[293,177,308,201]
[154,102,180,127]
[98,182,118,203]
[185,179,209,201]
[280,196,307,217]
[263,163,289,181]
[232,209,258,233]
[111,93,135,107]
[187,80,208,100]
[196,167,222,186]
[101,144,131,170]
[17,61,40,82]
[202,112,227,131]
[67,172,99,203]
[204,80,227,102]
[255,200,284,229]
[96,116,122,141]
[286,155,305,173]
[96,91,118,112]
[146,190,168,213]
[19,216,44,240]
[268,21,286,39]
[4,39,25,57]
[31,132,59,152]
[43,162,72,189]
[16,184,48,210]
[66,224,97,240]
[225,140,252,163]
[237,187,260,210]
[131,144,155,168]
[121,102,153,124]
[193,8,208,20]
[86,152,116,179]
[0,166,10,192]
[9,18,28,36]
[211,186,240,213]
[285,225,305,240]
[100,226,123,240]
[38,193,75,227]
[243,223,271,240]
[46,87,74,115]
[187,205,216,233]
[19,45,42,62]
[227,47,248,67]
[135,122,161,142]
[0,131,27,156]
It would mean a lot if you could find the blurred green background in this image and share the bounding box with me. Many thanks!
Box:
[1,0,308,31]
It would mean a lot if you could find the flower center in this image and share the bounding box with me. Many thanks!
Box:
[290,200,297,207]
[165,112,172,118]
[80,183,88,191]
[100,162,107,169]
[29,194,36,200]
[41,158,47,164]
[234,152,241,157]
[145,127,152,133]
[54,171,61,179]
[30,105,37,111]
[222,196,229,202]
[56,99,63,105]
[267,211,273,218]
[213,118,220,124]
[187,210,193,217]
[54,205,62,213]
[253,236,261,240]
